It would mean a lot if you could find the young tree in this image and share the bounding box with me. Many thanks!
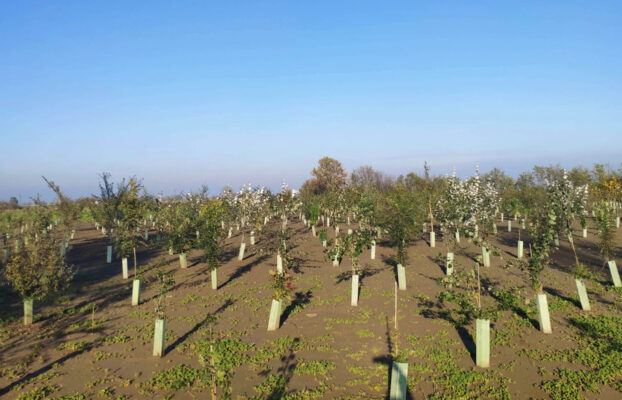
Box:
[4,210,74,324]
[153,266,174,356]
[546,172,589,278]
[117,178,146,278]
[523,209,557,294]
[43,176,81,239]
[546,171,592,311]
[379,184,425,290]
[199,200,226,289]
[93,173,129,253]
[162,197,199,267]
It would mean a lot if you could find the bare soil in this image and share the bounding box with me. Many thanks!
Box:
[1,217,620,399]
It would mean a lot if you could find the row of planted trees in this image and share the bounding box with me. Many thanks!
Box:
[0,172,302,367]
[85,175,303,353]
[1,162,621,398]
[296,159,621,382]
[0,178,82,324]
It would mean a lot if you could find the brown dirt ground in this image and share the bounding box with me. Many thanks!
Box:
[0,217,621,399]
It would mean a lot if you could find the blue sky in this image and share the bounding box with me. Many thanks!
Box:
[1,1,621,201]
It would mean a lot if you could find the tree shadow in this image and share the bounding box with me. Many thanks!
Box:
[0,344,93,396]
[543,287,581,308]
[164,299,235,355]
[257,338,299,399]
[382,255,398,268]
[457,325,476,364]
[281,291,312,326]
[335,271,353,284]
[220,254,269,289]
[370,316,415,400]
[360,265,383,282]
[489,292,539,330]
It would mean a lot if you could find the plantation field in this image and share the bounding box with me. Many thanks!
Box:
[1,216,621,400]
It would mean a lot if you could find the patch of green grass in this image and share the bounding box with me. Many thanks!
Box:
[283,384,328,400]
[312,295,348,306]
[128,310,153,319]
[93,351,113,361]
[293,359,335,376]
[56,341,87,352]
[181,294,198,304]
[141,364,201,390]
[251,337,298,366]
[534,314,622,400]
[17,385,56,400]
[356,329,374,338]
[250,375,287,397]
[427,349,511,400]
[101,334,130,345]
[324,309,371,330]
[548,296,573,312]
[52,393,89,400]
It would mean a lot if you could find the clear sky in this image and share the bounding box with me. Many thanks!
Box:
[1,1,621,202]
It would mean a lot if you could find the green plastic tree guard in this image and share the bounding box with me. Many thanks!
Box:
[446,252,454,276]
[397,264,406,291]
[24,298,33,325]
[277,254,283,274]
[267,299,281,331]
[153,319,165,356]
[238,242,246,260]
[536,293,551,333]
[575,279,591,311]
[211,269,218,290]
[106,245,112,263]
[482,246,490,267]
[476,319,490,368]
[517,240,524,259]
[122,257,128,279]
[351,274,359,306]
[179,253,187,268]
[132,279,141,306]
[389,361,408,400]
[607,261,621,287]
[429,232,435,248]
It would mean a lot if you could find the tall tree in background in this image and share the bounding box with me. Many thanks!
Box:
[303,157,347,194]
